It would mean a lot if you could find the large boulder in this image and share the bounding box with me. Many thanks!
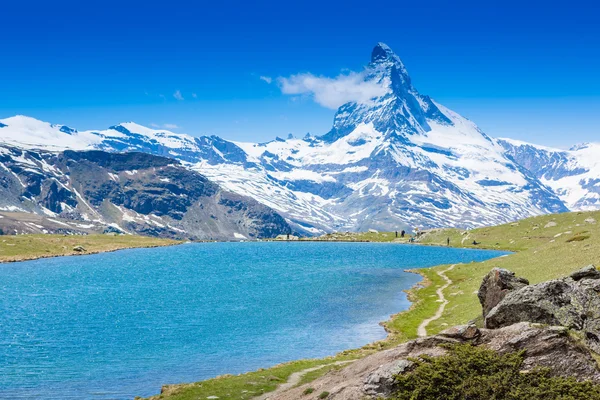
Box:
[478,268,529,318]
[485,265,600,352]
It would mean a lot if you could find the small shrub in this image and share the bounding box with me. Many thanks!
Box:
[392,344,600,400]
[566,235,590,242]
[303,387,315,395]
[318,391,330,399]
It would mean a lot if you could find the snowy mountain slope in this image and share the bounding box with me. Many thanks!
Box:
[1,43,592,232]
[221,43,568,230]
[499,139,600,211]
[0,144,292,239]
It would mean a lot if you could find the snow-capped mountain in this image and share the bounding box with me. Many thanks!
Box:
[1,43,593,233]
[500,139,600,211]
[0,144,291,239]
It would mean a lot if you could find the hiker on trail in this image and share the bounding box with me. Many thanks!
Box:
[447,237,450,246]
[401,230,405,238]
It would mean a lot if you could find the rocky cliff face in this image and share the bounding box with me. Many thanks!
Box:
[0,145,292,240]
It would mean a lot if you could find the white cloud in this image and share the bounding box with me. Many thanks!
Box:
[173,90,184,101]
[260,76,273,84]
[277,71,388,109]
[150,122,179,129]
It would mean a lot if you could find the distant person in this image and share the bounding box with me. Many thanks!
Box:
[447,237,450,246]
[287,233,290,240]
[395,231,398,238]
[401,230,405,238]
[472,240,480,245]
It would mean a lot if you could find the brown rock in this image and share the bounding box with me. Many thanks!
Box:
[439,324,480,340]
[478,268,529,318]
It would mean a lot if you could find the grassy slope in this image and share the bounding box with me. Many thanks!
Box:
[146,211,600,400]
[0,234,180,262]
[417,210,600,333]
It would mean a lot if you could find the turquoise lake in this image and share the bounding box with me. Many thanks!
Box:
[0,242,508,399]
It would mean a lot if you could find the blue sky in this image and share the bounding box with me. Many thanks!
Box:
[1,0,598,147]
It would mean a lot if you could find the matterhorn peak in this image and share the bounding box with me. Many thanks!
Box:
[371,42,399,63]
[370,43,408,72]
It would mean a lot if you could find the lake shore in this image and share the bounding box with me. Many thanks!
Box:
[0,234,182,264]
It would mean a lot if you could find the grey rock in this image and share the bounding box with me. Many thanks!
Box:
[478,268,529,318]
[363,359,414,397]
[485,268,600,353]
[570,265,600,281]
[72,246,86,252]
[479,322,600,381]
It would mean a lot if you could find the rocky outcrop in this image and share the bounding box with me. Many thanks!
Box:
[478,268,529,318]
[485,265,600,353]
[272,322,600,400]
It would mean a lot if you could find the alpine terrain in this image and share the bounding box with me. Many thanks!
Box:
[0,145,291,239]
[0,43,597,235]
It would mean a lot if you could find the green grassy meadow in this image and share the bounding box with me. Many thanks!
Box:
[0,234,180,262]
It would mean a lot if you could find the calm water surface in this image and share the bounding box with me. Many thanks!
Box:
[0,242,508,399]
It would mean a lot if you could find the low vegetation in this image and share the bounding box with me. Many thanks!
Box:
[296,363,349,387]
[0,234,180,262]
[145,357,358,400]
[393,344,600,400]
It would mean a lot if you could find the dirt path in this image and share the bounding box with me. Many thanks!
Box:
[417,264,456,337]
[253,360,355,400]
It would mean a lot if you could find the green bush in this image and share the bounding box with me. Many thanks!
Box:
[392,344,600,400]
[318,391,330,399]
[303,387,315,395]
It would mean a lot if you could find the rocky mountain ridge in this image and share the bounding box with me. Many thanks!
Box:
[500,138,600,211]
[0,145,291,240]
